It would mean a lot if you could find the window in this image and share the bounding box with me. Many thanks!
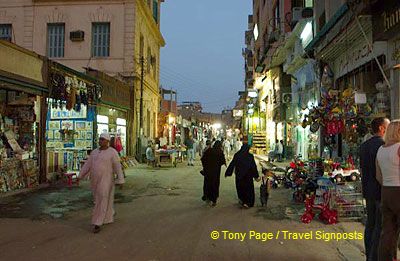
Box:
[274,0,280,31]
[153,0,158,23]
[147,47,151,73]
[139,34,144,58]
[47,23,65,58]
[146,109,151,137]
[0,24,12,42]
[292,0,303,8]
[92,22,110,57]
[152,55,157,79]
[305,0,313,7]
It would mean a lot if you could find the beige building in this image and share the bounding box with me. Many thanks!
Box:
[0,0,165,153]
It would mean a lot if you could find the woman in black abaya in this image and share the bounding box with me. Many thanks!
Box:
[225,144,260,208]
[201,140,226,206]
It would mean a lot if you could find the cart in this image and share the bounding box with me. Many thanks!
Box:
[155,149,178,167]
[334,181,364,221]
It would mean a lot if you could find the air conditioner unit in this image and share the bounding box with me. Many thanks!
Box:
[282,93,292,103]
[70,30,85,42]
[151,55,156,65]
[292,7,303,24]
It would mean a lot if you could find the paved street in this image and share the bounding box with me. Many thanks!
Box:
[0,159,367,261]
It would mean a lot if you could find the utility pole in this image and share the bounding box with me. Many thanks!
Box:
[140,56,145,135]
[137,56,145,160]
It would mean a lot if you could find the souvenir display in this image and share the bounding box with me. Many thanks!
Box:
[49,72,102,112]
[0,90,40,193]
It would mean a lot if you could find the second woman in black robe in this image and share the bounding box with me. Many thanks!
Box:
[225,144,260,208]
[201,140,226,206]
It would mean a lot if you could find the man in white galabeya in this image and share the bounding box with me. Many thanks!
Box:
[80,132,125,233]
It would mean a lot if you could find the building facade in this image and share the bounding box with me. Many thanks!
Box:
[0,0,165,156]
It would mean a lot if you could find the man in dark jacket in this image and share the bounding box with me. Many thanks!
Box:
[360,117,390,261]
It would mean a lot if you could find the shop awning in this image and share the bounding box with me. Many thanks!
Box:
[304,4,349,53]
[0,72,48,96]
[0,40,48,95]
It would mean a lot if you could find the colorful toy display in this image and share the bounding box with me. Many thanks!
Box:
[301,178,338,225]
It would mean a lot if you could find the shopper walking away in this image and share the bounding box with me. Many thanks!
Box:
[360,117,389,261]
[79,133,125,233]
[199,138,206,158]
[276,140,283,162]
[184,135,195,166]
[234,138,242,153]
[225,143,260,208]
[376,120,400,261]
[223,138,231,160]
[201,140,226,206]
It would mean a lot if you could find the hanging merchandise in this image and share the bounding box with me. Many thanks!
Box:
[49,71,102,112]
[374,81,389,114]
[114,135,123,153]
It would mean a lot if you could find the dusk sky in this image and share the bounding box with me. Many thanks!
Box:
[160,0,252,113]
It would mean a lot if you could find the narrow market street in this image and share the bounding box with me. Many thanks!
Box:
[0,161,366,261]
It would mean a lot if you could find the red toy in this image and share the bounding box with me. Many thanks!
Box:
[301,192,338,224]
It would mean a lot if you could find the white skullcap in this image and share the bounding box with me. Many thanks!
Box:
[100,133,111,141]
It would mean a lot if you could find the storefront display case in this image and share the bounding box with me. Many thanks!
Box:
[0,90,40,192]
[46,102,95,175]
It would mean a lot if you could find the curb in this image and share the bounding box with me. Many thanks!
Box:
[0,183,50,199]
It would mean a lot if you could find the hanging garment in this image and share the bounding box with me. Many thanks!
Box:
[114,136,123,153]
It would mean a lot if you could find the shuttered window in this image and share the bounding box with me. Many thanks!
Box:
[92,22,110,57]
[47,23,65,58]
[0,24,12,42]
[153,0,158,23]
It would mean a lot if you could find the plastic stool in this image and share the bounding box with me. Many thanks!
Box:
[63,172,79,188]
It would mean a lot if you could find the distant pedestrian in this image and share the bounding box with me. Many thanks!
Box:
[185,135,195,166]
[146,141,156,167]
[276,140,283,162]
[211,138,216,147]
[79,133,125,233]
[376,120,400,261]
[234,138,242,153]
[360,117,389,261]
[201,140,226,206]
[225,143,260,208]
[223,138,231,160]
[203,140,212,155]
[280,140,285,160]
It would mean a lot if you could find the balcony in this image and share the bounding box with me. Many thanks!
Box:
[245,30,253,46]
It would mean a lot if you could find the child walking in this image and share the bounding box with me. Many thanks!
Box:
[260,168,273,207]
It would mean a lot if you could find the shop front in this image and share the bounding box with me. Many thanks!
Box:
[0,41,48,192]
[158,112,177,147]
[372,0,400,118]
[304,17,389,162]
[96,106,128,155]
[86,68,133,157]
[46,62,101,177]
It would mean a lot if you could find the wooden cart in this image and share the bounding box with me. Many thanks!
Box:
[155,149,178,167]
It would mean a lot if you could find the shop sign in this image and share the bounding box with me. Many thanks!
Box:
[87,70,130,109]
[50,105,87,119]
[334,41,387,79]
[0,42,45,86]
[373,0,400,41]
[101,82,130,109]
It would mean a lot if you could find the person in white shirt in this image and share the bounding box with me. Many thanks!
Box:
[223,138,231,160]
[376,120,400,260]
[79,133,124,233]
